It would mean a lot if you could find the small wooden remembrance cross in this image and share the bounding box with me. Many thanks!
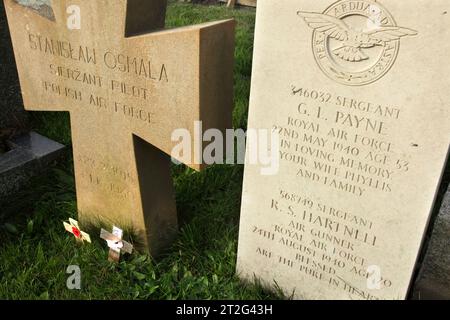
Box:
[100,226,133,262]
[64,218,91,243]
[4,0,235,255]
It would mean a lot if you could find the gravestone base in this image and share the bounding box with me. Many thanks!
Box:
[0,131,65,200]
[412,183,450,300]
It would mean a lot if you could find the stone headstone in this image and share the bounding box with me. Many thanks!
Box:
[237,0,450,299]
[4,0,235,255]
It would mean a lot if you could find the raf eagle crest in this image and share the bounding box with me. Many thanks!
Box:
[298,11,417,62]
[297,0,418,86]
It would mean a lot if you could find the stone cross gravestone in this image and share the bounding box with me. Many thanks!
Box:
[4,0,235,255]
[237,0,450,299]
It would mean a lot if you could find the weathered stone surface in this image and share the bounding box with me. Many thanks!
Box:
[14,0,54,21]
[0,132,65,200]
[237,0,450,300]
[4,0,235,254]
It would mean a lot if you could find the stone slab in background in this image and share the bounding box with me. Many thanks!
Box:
[0,132,65,200]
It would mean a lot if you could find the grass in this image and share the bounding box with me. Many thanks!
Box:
[0,1,282,300]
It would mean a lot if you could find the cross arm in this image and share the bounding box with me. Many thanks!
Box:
[127,19,236,171]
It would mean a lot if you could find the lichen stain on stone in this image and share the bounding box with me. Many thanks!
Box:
[13,0,55,21]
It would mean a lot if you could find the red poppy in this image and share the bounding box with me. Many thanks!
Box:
[72,226,81,239]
